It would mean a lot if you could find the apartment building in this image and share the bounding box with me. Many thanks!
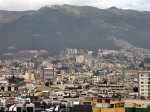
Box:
[138,71,150,98]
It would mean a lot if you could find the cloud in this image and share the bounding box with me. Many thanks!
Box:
[0,0,150,11]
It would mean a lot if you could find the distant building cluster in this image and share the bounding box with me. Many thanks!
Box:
[0,47,150,111]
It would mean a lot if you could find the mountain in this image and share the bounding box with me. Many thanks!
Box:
[0,10,34,25]
[0,5,150,52]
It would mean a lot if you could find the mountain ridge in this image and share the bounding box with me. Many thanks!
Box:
[0,5,150,52]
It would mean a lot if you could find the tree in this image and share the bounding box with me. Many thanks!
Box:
[133,87,138,92]
[140,96,146,100]
[8,76,24,84]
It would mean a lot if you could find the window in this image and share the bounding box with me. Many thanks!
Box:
[8,87,11,91]
[97,99,102,103]
[15,87,18,91]
[17,107,22,112]
[26,107,33,112]
[141,82,144,84]
[1,87,4,91]
[105,99,110,103]
[83,102,92,105]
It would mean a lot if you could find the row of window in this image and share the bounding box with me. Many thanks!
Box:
[97,99,121,103]
[140,74,150,77]
[141,89,150,91]
[140,85,150,87]
[141,82,150,84]
[141,78,150,80]
[0,86,18,91]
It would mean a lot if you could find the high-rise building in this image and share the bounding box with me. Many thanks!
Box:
[138,71,150,98]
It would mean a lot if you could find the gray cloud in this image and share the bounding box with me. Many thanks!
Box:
[0,0,150,11]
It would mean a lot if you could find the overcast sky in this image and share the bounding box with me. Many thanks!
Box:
[0,0,150,11]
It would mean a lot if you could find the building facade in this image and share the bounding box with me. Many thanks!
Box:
[138,71,150,98]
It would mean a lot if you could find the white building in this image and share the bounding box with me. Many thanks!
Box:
[92,75,101,83]
[76,55,84,63]
[138,71,150,98]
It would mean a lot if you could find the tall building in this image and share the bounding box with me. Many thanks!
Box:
[138,71,150,98]
[42,67,56,82]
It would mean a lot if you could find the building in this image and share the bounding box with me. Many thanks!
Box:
[76,55,84,63]
[17,80,35,96]
[92,75,102,84]
[125,99,150,108]
[42,67,56,82]
[25,72,35,80]
[97,84,125,95]
[124,70,138,82]
[81,97,123,108]
[138,71,150,98]
[0,84,18,96]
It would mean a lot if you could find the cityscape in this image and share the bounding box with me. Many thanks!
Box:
[0,0,150,112]
[0,40,150,112]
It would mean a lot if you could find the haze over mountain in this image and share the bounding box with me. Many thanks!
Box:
[0,5,150,52]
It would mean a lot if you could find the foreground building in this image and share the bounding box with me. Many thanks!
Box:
[138,71,150,98]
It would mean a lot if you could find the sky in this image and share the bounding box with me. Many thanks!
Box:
[0,0,150,11]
